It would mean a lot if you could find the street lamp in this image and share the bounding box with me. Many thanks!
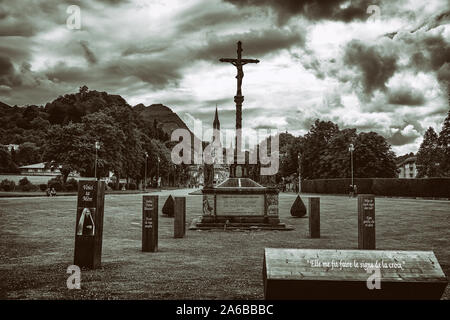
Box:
[297,153,301,194]
[156,155,160,188]
[144,152,148,192]
[349,143,355,188]
[94,141,100,180]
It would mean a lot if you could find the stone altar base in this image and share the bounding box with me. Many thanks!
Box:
[189,178,293,231]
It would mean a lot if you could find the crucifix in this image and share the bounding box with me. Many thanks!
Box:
[220,41,259,175]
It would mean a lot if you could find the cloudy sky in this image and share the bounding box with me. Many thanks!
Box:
[1,0,449,155]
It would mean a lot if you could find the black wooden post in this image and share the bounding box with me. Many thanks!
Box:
[142,195,158,252]
[358,194,375,249]
[74,180,105,269]
[174,197,186,238]
[308,197,320,238]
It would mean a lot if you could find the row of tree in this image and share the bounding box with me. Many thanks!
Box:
[273,119,398,182]
[0,86,186,188]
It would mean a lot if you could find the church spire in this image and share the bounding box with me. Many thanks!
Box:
[213,104,220,131]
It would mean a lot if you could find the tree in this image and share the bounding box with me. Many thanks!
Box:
[82,111,126,179]
[0,146,19,174]
[353,132,397,178]
[43,122,90,182]
[302,120,340,179]
[17,142,42,165]
[300,119,397,179]
[416,127,441,177]
[438,110,450,176]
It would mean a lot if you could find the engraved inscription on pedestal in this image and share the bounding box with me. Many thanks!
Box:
[216,194,264,216]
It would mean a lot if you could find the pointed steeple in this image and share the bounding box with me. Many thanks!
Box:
[213,105,220,131]
[212,105,222,149]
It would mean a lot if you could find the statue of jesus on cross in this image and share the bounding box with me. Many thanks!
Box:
[219,41,259,97]
[219,41,259,177]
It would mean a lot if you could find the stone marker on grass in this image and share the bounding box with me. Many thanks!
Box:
[290,195,306,217]
[308,197,320,238]
[358,194,375,249]
[174,197,186,238]
[162,195,175,217]
[142,195,158,252]
[263,248,448,300]
[74,180,105,269]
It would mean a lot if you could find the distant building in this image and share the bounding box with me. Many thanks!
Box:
[397,156,418,178]
[1,144,19,151]
[18,162,61,175]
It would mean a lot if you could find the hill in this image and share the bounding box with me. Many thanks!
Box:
[134,103,192,138]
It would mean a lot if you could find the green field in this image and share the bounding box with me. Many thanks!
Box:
[0,189,448,299]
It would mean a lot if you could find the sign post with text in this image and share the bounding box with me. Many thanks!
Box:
[142,195,158,252]
[358,194,375,249]
[74,180,105,269]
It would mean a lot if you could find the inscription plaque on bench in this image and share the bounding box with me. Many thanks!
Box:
[263,248,448,300]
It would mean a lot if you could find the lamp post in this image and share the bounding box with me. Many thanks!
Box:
[94,141,100,180]
[298,153,301,194]
[144,152,148,192]
[349,143,355,188]
[156,155,160,188]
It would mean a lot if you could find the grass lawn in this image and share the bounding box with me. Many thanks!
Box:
[0,189,448,299]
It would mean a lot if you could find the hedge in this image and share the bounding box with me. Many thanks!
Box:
[301,178,450,198]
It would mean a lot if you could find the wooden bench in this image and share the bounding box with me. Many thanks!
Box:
[263,248,447,300]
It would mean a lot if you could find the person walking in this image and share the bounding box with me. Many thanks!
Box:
[349,184,354,198]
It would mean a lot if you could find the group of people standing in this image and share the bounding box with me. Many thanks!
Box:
[46,187,56,197]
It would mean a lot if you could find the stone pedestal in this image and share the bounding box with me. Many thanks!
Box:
[190,178,292,230]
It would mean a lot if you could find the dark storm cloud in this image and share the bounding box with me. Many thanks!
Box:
[175,3,251,33]
[343,40,397,95]
[117,28,304,89]
[195,28,305,60]
[0,56,20,87]
[105,57,183,89]
[45,63,92,83]
[79,41,98,65]
[0,20,35,37]
[223,0,376,23]
[399,31,450,74]
[388,87,425,106]
[388,129,420,146]
[437,63,450,83]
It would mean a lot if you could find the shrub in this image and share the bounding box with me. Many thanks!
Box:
[18,177,31,186]
[301,178,450,198]
[47,177,63,192]
[127,182,137,190]
[290,195,307,217]
[162,195,175,217]
[21,183,38,192]
[0,179,15,191]
[64,178,78,192]
[39,184,47,192]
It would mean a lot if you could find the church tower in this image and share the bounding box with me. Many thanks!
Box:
[213,105,221,146]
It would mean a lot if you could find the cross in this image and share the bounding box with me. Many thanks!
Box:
[219,41,259,97]
[219,42,259,173]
